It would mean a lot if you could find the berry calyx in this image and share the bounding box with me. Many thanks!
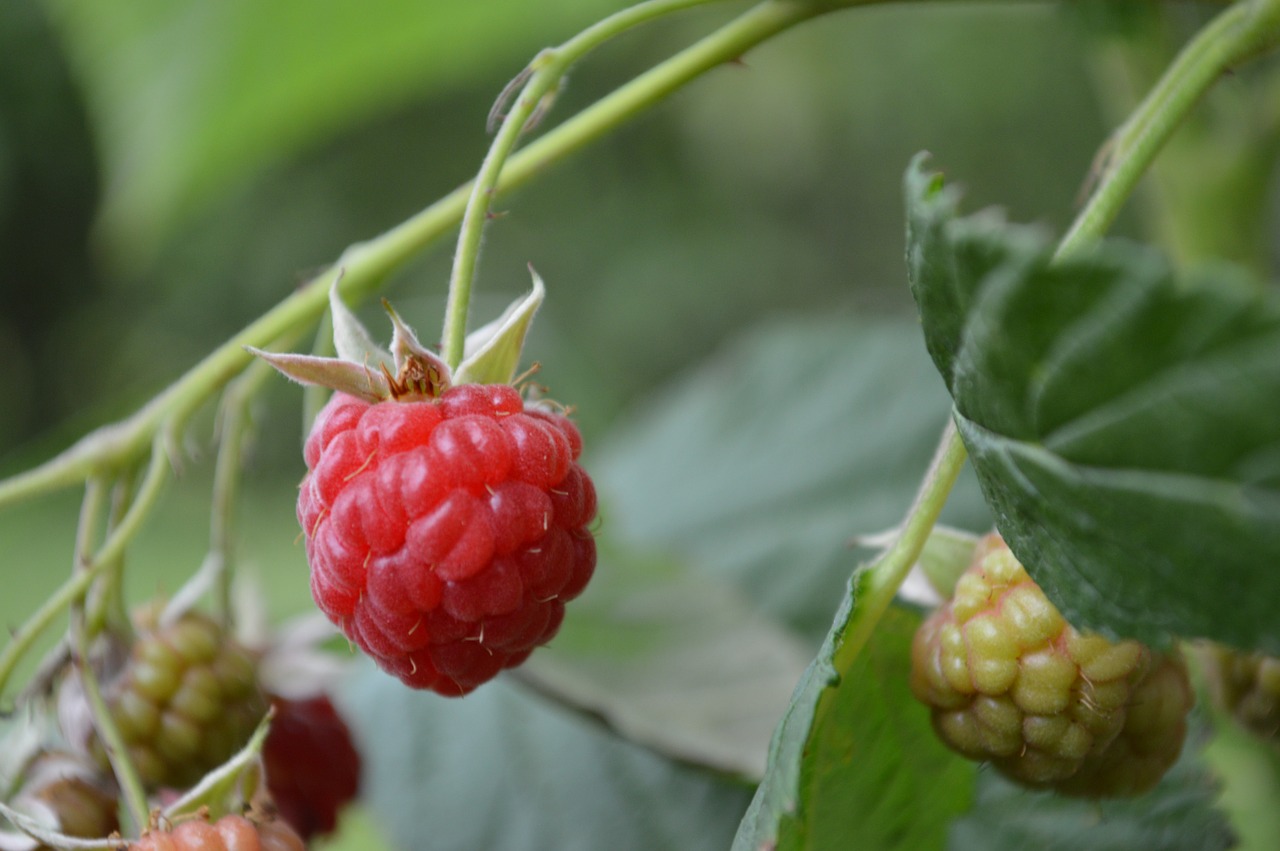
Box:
[129,813,305,851]
[910,533,1192,797]
[91,610,267,789]
[262,693,360,841]
[299,383,596,695]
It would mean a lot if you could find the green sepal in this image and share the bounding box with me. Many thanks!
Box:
[161,709,273,822]
[916,525,981,600]
[454,266,546,386]
[383,300,452,397]
[330,279,392,370]
[855,524,981,604]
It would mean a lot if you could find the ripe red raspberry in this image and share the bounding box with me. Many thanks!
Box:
[298,383,596,695]
[262,694,360,840]
[130,813,305,851]
[91,611,267,789]
[910,533,1192,797]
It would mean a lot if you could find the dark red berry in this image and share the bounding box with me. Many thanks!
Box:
[262,694,360,841]
[300,383,596,695]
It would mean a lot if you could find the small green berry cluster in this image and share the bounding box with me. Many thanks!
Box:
[90,610,266,789]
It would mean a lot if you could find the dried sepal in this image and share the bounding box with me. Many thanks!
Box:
[382,300,451,398]
[244,348,391,403]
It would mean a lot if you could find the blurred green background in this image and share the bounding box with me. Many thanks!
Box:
[0,0,1121,639]
[3,1,1276,848]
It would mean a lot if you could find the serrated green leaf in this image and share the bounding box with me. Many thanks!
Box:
[905,156,1280,650]
[519,541,812,780]
[734,603,974,851]
[340,668,753,851]
[947,720,1234,851]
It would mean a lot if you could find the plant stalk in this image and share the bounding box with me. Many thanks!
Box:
[1058,0,1280,260]
[442,0,737,368]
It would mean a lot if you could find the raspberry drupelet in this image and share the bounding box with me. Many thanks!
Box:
[298,383,597,696]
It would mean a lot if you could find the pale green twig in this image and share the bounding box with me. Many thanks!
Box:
[831,422,968,674]
[70,481,149,837]
[1059,0,1280,259]
[442,0,738,368]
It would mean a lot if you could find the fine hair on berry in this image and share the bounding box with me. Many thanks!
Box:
[298,383,597,696]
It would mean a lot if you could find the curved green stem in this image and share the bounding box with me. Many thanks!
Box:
[0,445,169,703]
[1058,0,1280,260]
[443,0,736,368]
[209,352,282,623]
[0,0,848,512]
[87,472,139,637]
[0,481,106,706]
[92,440,171,582]
[70,479,150,835]
[71,623,149,836]
[0,562,98,705]
[832,422,967,671]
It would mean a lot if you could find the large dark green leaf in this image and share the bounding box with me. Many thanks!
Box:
[502,318,992,782]
[905,154,1280,651]
[519,543,814,780]
[734,603,975,851]
[341,666,753,851]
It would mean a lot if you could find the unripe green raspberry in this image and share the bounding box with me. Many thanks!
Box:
[93,610,267,789]
[10,751,119,848]
[910,533,1192,797]
[1201,644,1280,740]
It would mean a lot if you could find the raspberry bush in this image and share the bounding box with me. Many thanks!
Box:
[0,2,1278,850]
